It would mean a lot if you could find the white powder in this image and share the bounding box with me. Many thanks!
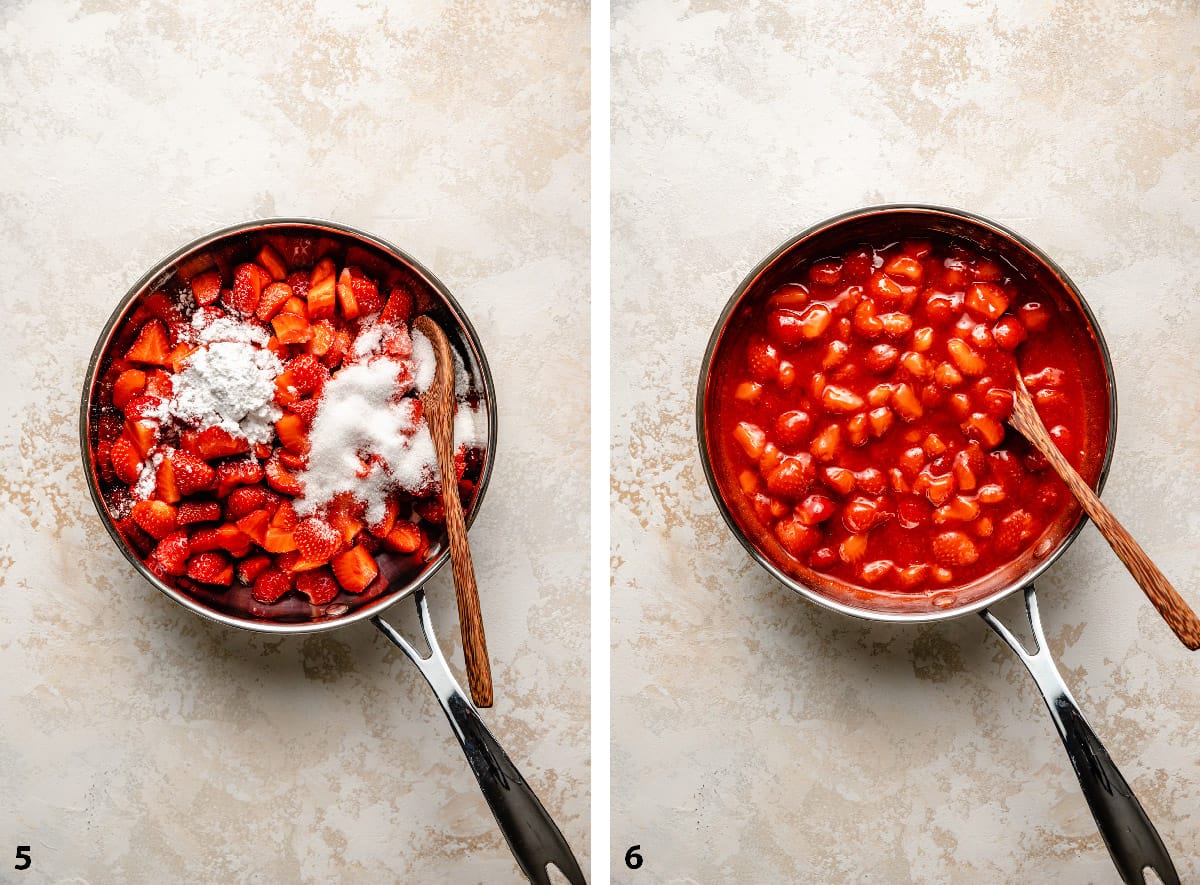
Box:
[132,452,163,501]
[295,324,484,522]
[161,317,282,445]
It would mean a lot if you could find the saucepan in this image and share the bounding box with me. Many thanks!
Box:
[697,205,1178,884]
[80,218,585,885]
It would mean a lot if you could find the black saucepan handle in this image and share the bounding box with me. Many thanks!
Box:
[981,584,1179,885]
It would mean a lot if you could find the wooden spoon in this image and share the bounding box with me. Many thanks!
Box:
[1009,372,1200,650]
[413,315,494,706]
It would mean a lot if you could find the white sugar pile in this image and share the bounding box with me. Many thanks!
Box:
[159,314,283,445]
[295,323,484,523]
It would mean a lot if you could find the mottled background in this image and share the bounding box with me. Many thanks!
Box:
[612,1,1199,882]
[0,1,588,882]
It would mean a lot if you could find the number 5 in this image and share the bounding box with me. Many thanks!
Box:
[14,845,31,870]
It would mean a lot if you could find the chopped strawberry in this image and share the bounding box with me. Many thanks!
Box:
[187,551,233,586]
[154,457,180,503]
[263,526,298,554]
[256,281,293,321]
[286,270,310,300]
[275,550,326,572]
[172,450,217,495]
[380,285,415,326]
[286,354,328,395]
[150,530,191,576]
[296,568,339,604]
[382,521,422,553]
[367,497,398,538]
[236,554,272,585]
[323,328,352,369]
[307,258,337,320]
[331,544,379,593]
[274,413,310,454]
[336,267,361,319]
[226,262,266,316]
[111,434,143,485]
[306,319,335,357]
[326,493,365,543]
[265,457,303,496]
[271,312,311,344]
[177,500,222,524]
[190,270,223,307]
[294,517,342,562]
[995,509,1035,555]
[271,500,298,530]
[122,393,162,422]
[225,485,279,519]
[125,320,170,365]
[215,459,264,497]
[256,244,287,280]
[276,448,306,471]
[343,267,382,316]
[289,398,320,428]
[932,531,980,567]
[112,369,147,409]
[144,369,174,397]
[194,426,250,460]
[251,567,293,604]
[746,340,781,382]
[414,497,446,525]
[765,454,815,501]
[235,508,271,545]
[131,500,178,540]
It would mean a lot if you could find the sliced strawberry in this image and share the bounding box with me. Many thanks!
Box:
[344,267,381,315]
[151,530,191,576]
[112,369,147,409]
[274,413,310,454]
[194,426,250,460]
[236,554,272,585]
[263,526,298,553]
[380,285,415,326]
[187,551,233,586]
[296,568,339,604]
[131,500,178,540]
[323,328,352,369]
[166,343,198,373]
[336,267,361,319]
[367,497,398,538]
[256,244,287,280]
[294,517,341,562]
[765,454,816,501]
[271,500,298,530]
[226,262,266,316]
[177,500,222,524]
[414,497,446,525]
[275,550,325,573]
[215,459,264,497]
[289,398,320,429]
[111,435,143,485]
[144,369,174,397]
[326,493,365,543]
[286,270,310,300]
[225,485,279,519]
[382,521,422,553]
[125,320,171,365]
[331,545,378,593]
[154,456,180,504]
[256,281,293,321]
[271,312,311,345]
[191,523,252,557]
[306,319,335,357]
[307,258,337,320]
[251,567,293,604]
[172,450,217,496]
[277,448,307,471]
[190,270,223,307]
[265,457,303,496]
[286,354,328,395]
[932,531,980,567]
[995,509,1035,556]
[235,508,271,546]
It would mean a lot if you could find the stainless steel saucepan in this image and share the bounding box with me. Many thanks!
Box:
[81,218,586,885]
[697,205,1179,884]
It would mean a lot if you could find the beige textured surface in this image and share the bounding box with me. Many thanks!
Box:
[0,1,588,882]
[612,1,1200,882]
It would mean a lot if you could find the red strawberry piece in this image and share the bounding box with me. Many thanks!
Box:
[745,340,781,382]
[322,329,352,369]
[331,544,379,593]
[294,517,342,562]
[123,419,158,457]
[276,448,307,472]
[171,451,217,495]
[144,369,174,397]
[296,568,339,604]
[251,567,293,604]
[256,244,287,280]
[123,394,163,422]
[285,354,328,395]
[380,285,415,326]
[275,550,326,572]
[125,320,170,365]
[414,497,446,525]
[842,496,889,534]
[289,398,320,429]
[96,439,116,483]
[187,551,233,586]
[1033,480,1062,513]
[216,459,264,497]
[274,413,310,454]
[235,509,271,546]
[265,457,303,496]
[111,435,143,485]
[151,530,191,576]
[286,270,310,300]
[255,281,293,322]
[346,267,382,316]
[794,494,835,526]
[932,531,980,567]
[154,457,180,503]
[112,369,147,409]
[765,454,816,501]
[225,485,279,519]
[142,291,183,325]
[194,426,250,460]
[117,515,156,556]
[226,263,265,316]
[177,500,222,524]
[131,500,178,540]
[236,554,272,585]
[995,509,1035,556]
[367,497,398,538]
[775,517,820,558]
[326,493,365,543]
[271,500,299,530]
[381,324,413,359]
[190,270,223,307]
[382,521,423,553]
[97,413,124,442]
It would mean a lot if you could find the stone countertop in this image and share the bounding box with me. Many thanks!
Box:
[0,1,589,882]
[612,1,1200,882]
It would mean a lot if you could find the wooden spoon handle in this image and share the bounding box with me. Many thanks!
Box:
[1015,403,1200,650]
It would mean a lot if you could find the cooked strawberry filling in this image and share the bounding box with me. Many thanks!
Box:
[92,241,486,609]
[707,235,1108,595]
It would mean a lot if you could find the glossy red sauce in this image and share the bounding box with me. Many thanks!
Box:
[706,234,1109,598]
